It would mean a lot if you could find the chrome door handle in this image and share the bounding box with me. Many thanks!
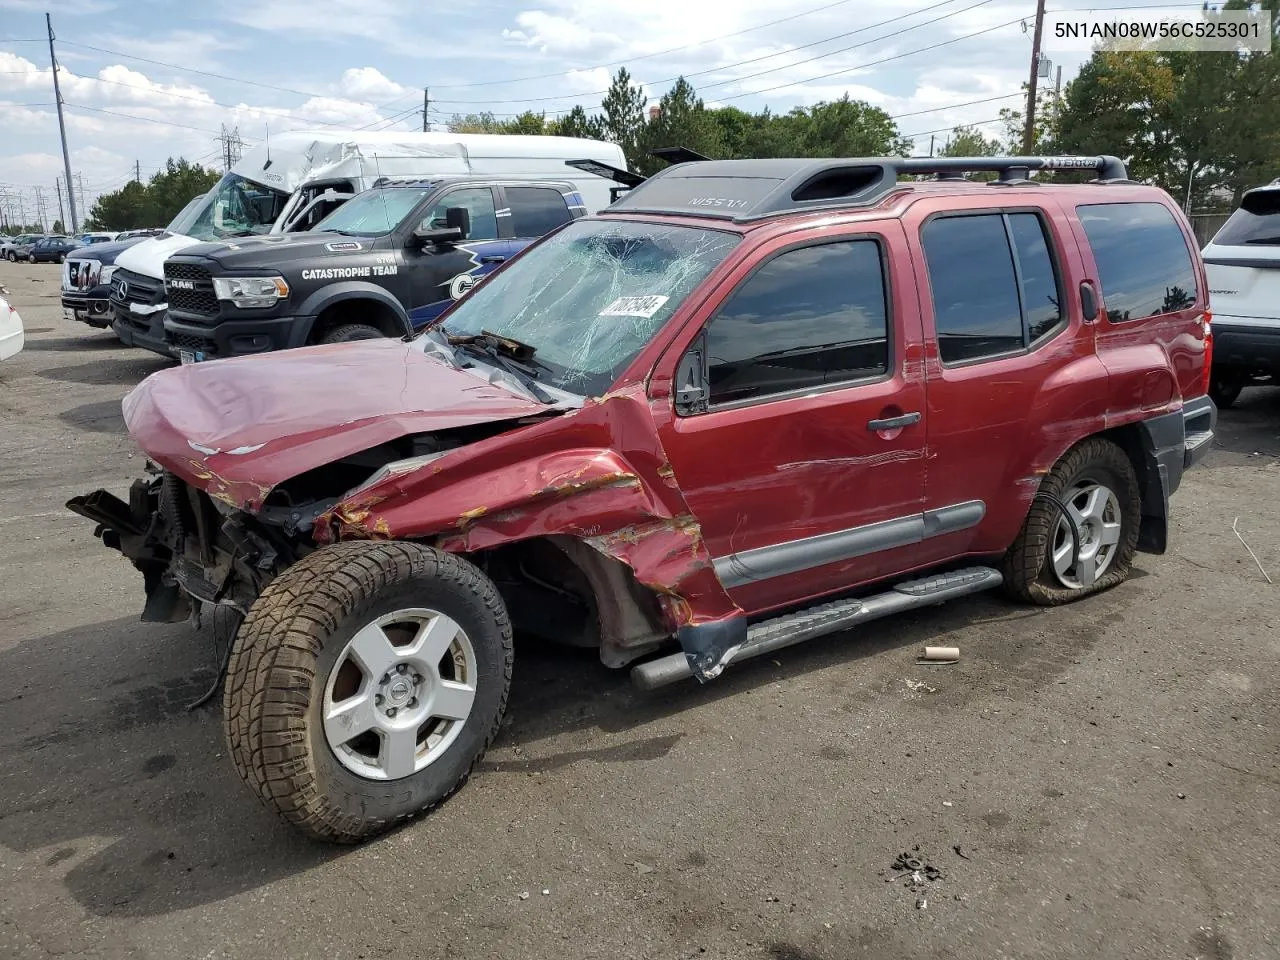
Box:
[867,411,921,431]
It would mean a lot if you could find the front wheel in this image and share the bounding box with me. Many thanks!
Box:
[321,323,384,344]
[1003,437,1141,606]
[223,540,514,843]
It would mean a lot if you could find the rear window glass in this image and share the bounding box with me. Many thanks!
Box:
[1076,202,1198,321]
[1212,188,1280,246]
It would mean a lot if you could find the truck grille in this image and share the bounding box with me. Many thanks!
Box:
[111,268,164,307]
[163,262,219,318]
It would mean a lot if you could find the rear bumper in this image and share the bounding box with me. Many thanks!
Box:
[1181,395,1216,471]
[1212,318,1280,373]
[163,313,314,361]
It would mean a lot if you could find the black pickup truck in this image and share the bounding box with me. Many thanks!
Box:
[151,176,588,363]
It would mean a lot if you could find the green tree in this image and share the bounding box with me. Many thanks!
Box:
[601,67,648,170]
[637,76,724,174]
[502,110,549,135]
[547,105,606,140]
[447,111,504,133]
[789,95,911,157]
[52,219,65,234]
[85,158,220,230]
[939,124,1005,180]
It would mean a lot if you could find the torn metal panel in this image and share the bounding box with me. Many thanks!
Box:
[316,383,745,681]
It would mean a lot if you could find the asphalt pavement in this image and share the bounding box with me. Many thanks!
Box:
[1,260,1277,960]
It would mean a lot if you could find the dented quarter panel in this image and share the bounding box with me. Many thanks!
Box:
[316,383,743,636]
[121,337,550,511]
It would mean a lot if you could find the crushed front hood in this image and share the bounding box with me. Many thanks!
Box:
[122,338,554,510]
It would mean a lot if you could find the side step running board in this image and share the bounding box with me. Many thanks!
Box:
[631,566,1003,691]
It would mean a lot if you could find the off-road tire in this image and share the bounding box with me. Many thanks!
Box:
[1002,437,1141,606]
[223,540,514,843]
[321,323,384,344]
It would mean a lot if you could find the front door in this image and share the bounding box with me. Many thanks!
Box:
[404,185,510,328]
[656,226,928,616]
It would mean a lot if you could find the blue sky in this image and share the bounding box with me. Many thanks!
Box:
[0,0,1176,226]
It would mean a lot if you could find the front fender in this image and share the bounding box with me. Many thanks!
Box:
[315,384,746,679]
[295,282,413,339]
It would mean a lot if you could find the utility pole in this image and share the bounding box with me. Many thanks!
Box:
[55,178,66,231]
[34,186,47,231]
[423,87,430,132]
[46,13,79,233]
[75,172,86,216]
[135,159,141,183]
[1055,65,1062,98]
[929,134,935,157]
[1022,0,1046,154]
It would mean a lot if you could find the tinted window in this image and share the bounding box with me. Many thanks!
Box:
[1077,202,1197,321]
[923,214,1024,363]
[1008,213,1065,341]
[703,239,888,406]
[1212,188,1280,246]
[507,187,573,236]
[426,187,499,240]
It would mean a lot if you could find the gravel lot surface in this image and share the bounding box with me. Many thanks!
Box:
[1,260,1277,959]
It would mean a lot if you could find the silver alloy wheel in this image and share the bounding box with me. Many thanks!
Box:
[1050,479,1123,589]
[322,607,478,781]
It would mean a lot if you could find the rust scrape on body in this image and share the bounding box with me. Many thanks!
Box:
[541,471,640,499]
[457,504,490,528]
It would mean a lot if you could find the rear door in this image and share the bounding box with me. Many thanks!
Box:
[500,184,577,255]
[655,224,928,616]
[902,198,1100,562]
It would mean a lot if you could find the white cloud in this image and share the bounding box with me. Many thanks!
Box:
[337,67,408,102]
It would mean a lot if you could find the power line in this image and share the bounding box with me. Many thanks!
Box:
[717,14,1025,103]
[902,114,1005,139]
[427,0,881,90]
[429,0,997,105]
[63,101,232,135]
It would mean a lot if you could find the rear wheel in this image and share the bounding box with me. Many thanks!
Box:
[223,540,513,843]
[5,251,15,262]
[1003,438,1141,606]
[321,323,384,344]
[1209,369,1244,409]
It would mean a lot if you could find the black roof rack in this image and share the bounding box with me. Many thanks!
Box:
[603,154,1131,223]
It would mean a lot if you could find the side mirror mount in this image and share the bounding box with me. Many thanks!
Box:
[413,207,471,248]
[674,331,710,416]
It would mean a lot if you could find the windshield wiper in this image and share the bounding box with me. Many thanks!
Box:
[448,334,556,404]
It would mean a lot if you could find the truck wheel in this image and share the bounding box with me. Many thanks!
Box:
[1209,370,1243,409]
[223,540,513,843]
[322,323,384,344]
[1003,438,1141,606]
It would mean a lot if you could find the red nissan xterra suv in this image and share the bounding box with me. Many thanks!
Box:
[69,154,1216,843]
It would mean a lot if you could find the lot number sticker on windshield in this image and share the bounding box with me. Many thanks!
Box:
[598,295,669,319]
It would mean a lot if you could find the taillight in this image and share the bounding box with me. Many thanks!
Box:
[1201,310,1213,398]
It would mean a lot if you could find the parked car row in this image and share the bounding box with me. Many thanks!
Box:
[68,150,1219,845]
[59,129,631,362]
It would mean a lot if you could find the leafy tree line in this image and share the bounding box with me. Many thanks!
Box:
[450,0,1279,205]
[84,158,223,231]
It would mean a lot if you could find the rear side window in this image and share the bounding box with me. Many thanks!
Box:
[921,211,1065,364]
[507,187,573,236]
[704,239,889,406]
[1076,202,1197,321]
[1212,188,1280,246]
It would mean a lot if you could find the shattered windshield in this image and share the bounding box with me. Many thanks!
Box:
[436,219,740,396]
[178,172,290,242]
[314,187,433,237]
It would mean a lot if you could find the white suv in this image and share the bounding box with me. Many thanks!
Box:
[1202,179,1280,407]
